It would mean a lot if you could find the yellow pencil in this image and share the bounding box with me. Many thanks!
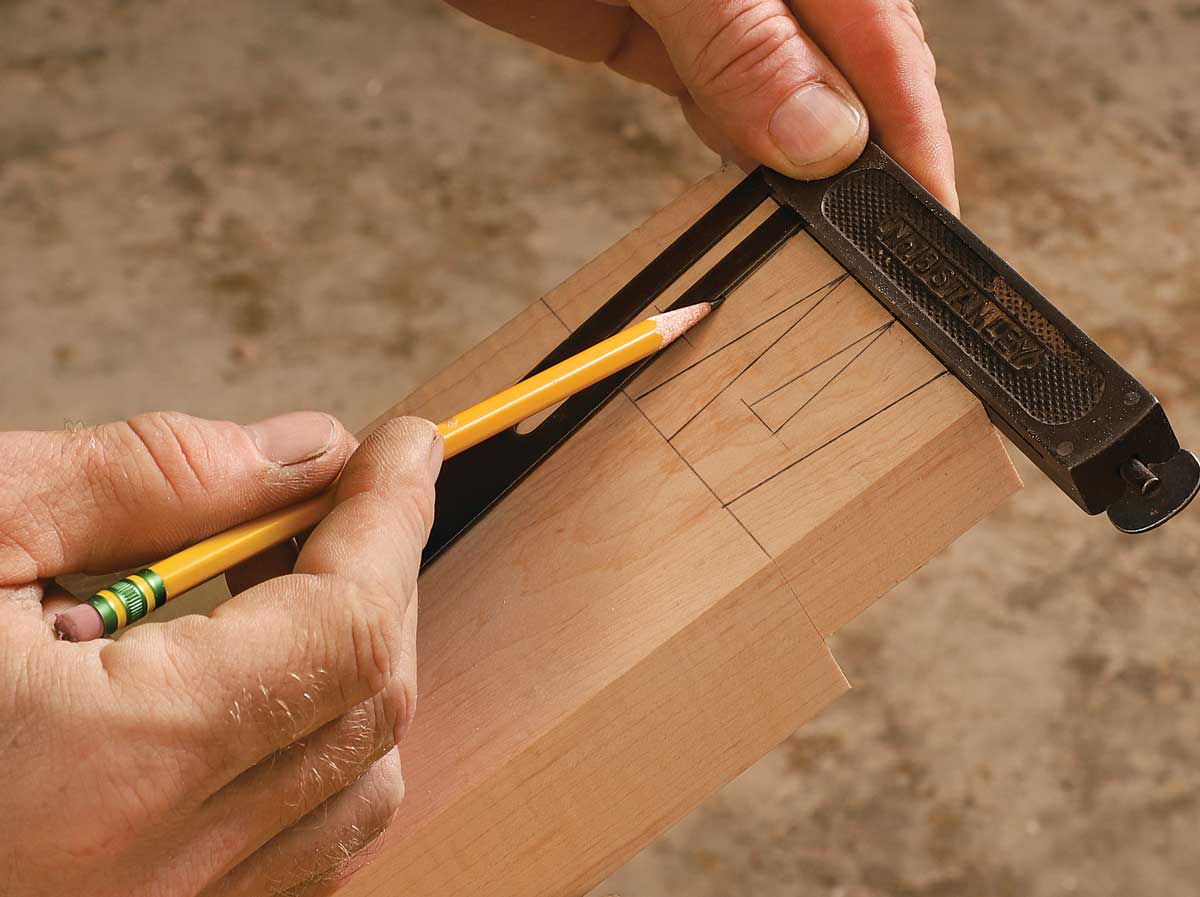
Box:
[54,301,716,642]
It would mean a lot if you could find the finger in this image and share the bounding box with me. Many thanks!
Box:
[631,0,868,179]
[788,0,958,210]
[0,411,355,584]
[294,416,441,592]
[98,418,440,794]
[190,594,417,875]
[446,0,683,93]
[192,691,396,881]
[605,13,684,93]
[1,583,48,635]
[680,96,759,171]
[198,748,404,897]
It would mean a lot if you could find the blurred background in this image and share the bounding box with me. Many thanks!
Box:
[2,1,1198,894]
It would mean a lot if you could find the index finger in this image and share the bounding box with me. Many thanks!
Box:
[99,417,442,795]
[789,0,959,211]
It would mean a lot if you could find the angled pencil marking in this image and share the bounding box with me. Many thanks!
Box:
[662,276,849,440]
[770,321,895,440]
[751,320,895,410]
[723,372,949,507]
[631,273,848,403]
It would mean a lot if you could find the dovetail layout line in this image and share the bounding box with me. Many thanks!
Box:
[741,397,793,453]
[629,273,850,404]
[655,276,853,441]
[751,320,894,411]
[740,320,896,451]
[424,300,571,409]
[541,297,571,332]
[743,396,770,432]
[627,379,820,630]
[769,322,895,442]
[723,372,950,508]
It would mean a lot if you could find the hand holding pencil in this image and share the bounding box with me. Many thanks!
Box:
[54,301,717,641]
[2,299,716,895]
[0,408,432,894]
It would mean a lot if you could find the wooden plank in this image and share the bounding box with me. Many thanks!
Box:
[343,167,1020,897]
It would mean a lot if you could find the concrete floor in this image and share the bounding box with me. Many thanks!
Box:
[2,1,1198,895]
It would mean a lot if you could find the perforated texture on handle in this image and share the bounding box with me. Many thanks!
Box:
[822,169,1104,425]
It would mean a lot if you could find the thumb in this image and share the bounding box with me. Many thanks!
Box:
[0,411,356,583]
[633,0,868,178]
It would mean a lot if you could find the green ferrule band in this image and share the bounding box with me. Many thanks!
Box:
[88,595,120,635]
[109,579,148,623]
[137,568,167,607]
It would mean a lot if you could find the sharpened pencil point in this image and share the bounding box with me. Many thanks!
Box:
[709,296,726,310]
[651,302,713,347]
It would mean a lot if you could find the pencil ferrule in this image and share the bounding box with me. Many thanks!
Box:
[132,568,167,611]
[87,593,121,635]
[109,579,148,624]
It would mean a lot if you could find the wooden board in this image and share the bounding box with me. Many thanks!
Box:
[341,168,1021,896]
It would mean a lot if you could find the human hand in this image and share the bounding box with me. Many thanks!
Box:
[0,411,442,896]
[447,0,957,211]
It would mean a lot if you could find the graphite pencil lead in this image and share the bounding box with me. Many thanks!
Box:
[652,302,713,347]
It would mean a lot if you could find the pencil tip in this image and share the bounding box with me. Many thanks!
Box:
[709,296,726,310]
[653,301,714,347]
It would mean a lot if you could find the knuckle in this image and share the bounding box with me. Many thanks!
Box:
[288,573,395,714]
[119,411,218,506]
[342,582,397,698]
[276,754,403,896]
[299,701,387,806]
[331,695,393,767]
[687,2,801,100]
[363,692,398,754]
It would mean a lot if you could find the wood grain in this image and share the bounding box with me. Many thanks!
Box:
[344,167,1020,897]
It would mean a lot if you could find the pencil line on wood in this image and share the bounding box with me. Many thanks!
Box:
[631,384,822,637]
[722,371,950,507]
[751,319,894,410]
[771,321,895,439]
[629,273,849,403]
[742,396,772,432]
[660,277,847,441]
[628,390,724,509]
[415,310,568,417]
[541,297,571,332]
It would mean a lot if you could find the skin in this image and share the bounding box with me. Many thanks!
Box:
[2,3,953,893]
[448,0,958,211]
[0,412,441,896]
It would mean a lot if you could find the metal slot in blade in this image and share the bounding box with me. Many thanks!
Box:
[422,175,798,568]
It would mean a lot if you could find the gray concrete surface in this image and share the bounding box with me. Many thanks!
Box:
[2,1,1198,895]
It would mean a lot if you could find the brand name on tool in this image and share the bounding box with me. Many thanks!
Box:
[876,216,1043,370]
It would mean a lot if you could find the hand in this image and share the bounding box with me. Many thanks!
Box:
[447,0,957,211]
[0,411,442,896]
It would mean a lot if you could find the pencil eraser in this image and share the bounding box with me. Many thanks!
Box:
[54,604,104,642]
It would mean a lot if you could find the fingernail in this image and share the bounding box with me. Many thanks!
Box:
[428,428,445,481]
[769,84,862,168]
[245,411,336,466]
